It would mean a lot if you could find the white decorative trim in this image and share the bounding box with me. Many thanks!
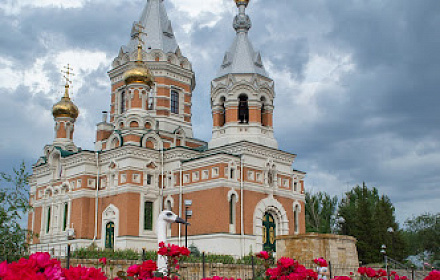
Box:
[101,204,120,249]
[141,132,163,150]
[164,195,174,209]
[227,189,239,202]
[253,196,289,250]
[293,200,302,212]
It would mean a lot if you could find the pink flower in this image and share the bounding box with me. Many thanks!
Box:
[256,251,270,260]
[425,271,440,280]
[0,261,8,278]
[62,265,106,280]
[127,264,141,277]
[98,257,107,265]
[334,277,353,280]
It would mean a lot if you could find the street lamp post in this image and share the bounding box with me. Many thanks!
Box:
[184,199,192,248]
[387,227,394,259]
[381,244,390,280]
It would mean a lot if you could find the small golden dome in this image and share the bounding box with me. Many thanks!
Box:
[52,85,79,119]
[122,66,154,86]
[122,44,154,86]
[235,0,250,6]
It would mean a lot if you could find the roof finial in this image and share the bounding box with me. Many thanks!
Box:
[233,0,251,33]
[134,23,147,63]
[61,64,75,98]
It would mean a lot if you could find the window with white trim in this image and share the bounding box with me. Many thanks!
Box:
[193,171,199,182]
[133,174,141,184]
[212,167,219,178]
[229,194,237,226]
[256,172,262,182]
[202,170,209,180]
[183,174,190,184]
[171,90,179,114]
[146,174,153,185]
[294,205,300,233]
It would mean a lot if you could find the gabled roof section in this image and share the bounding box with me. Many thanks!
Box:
[124,0,179,54]
[216,2,268,78]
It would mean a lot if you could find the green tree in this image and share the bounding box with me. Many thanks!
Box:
[305,191,338,233]
[0,162,32,259]
[338,183,406,264]
[404,213,440,262]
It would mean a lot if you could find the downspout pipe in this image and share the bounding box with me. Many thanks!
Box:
[179,162,183,246]
[160,148,164,211]
[240,155,244,257]
[93,151,100,245]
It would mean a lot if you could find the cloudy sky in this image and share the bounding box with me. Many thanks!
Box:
[1,0,439,224]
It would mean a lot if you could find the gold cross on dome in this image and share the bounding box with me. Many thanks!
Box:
[61,64,75,85]
[134,23,147,45]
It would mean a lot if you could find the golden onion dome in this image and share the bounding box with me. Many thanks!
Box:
[122,44,154,86]
[122,66,154,86]
[52,85,79,119]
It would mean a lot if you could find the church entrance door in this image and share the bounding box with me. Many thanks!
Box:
[262,212,276,252]
[105,222,115,249]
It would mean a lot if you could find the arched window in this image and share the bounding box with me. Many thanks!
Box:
[46,206,51,233]
[63,203,68,231]
[294,205,300,234]
[220,96,226,127]
[238,94,249,123]
[144,201,153,230]
[166,200,172,211]
[260,97,266,126]
[229,194,236,226]
[171,90,179,114]
[120,90,126,114]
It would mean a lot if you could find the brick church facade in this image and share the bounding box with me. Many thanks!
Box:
[28,0,306,256]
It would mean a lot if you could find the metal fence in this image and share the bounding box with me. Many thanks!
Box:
[0,244,435,280]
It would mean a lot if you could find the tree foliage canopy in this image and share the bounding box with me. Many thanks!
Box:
[403,213,440,262]
[305,191,338,234]
[338,183,406,264]
[0,162,32,254]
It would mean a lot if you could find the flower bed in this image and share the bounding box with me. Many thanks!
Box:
[1,248,438,280]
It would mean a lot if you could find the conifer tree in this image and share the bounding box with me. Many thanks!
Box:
[338,183,405,264]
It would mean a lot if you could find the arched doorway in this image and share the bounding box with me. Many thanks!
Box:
[262,212,276,252]
[105,222,115,249]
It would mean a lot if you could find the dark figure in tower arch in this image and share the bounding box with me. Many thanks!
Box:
[238,94,249,123]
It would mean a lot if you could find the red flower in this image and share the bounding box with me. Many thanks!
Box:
[180,246,191,256]
[358,267,367,275]
[0,261,8,278]
[366,268,377,278]
[334,277,353,280]
[425,271,440,280]
[257,251,270,260]
[98,257,107,265]
[127,264,141,277]
[62,265,106,280]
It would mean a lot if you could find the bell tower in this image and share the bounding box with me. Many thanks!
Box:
[209,0,277,149]
[106,0,195,139]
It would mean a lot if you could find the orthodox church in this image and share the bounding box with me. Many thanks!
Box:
[28,0,306,256]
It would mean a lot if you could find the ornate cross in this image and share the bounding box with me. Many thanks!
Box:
[61,64,75,85]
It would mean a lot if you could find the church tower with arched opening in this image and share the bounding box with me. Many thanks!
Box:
[210,0,277,149]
